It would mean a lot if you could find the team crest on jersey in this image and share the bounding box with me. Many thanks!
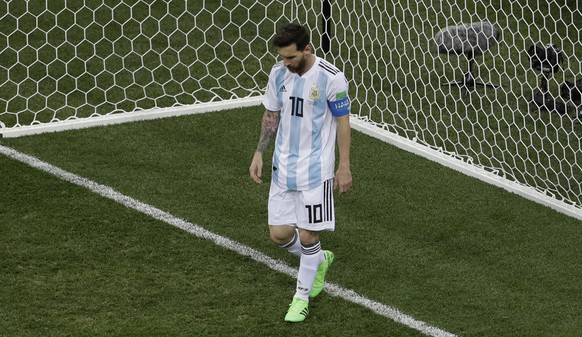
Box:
[309,87,320,100]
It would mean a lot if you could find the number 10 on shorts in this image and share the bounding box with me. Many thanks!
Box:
[305,204,323,223]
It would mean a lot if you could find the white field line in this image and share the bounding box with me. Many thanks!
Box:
[0,144,459,337]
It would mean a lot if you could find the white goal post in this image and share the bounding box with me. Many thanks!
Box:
[1,1,581,220]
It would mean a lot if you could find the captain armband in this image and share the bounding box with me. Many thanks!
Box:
[328,96,350,117]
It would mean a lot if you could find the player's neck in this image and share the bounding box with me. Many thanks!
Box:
[297,54,316,77]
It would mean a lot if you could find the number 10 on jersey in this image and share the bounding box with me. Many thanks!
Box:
[289,96,304,117]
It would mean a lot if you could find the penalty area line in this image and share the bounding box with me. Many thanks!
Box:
[0,144,459,337]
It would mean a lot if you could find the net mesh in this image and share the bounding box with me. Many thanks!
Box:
[296,0,582,209]
[0,0,290,127]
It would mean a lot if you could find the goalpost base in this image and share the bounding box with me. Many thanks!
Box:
[0,97,264,138]
[349,117,582,222]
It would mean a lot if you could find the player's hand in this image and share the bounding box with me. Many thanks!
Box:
[249,152,264,184]
[334,166,352,195]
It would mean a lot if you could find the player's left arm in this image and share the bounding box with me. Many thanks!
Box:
[335,114,352,195]
[328,71,352,195]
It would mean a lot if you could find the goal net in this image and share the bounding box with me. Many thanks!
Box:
[297,0,582,218]
[0,0,291,134]
[1,1,581,218]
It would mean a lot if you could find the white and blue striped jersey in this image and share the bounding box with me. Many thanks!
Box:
[263,56,350,191]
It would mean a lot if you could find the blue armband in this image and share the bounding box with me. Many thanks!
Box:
[329,96,350,117]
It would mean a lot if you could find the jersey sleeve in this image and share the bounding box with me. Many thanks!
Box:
[262,64,283,112]
[327,72,350,117]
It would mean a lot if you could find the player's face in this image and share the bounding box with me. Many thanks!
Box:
[279,43,311,74]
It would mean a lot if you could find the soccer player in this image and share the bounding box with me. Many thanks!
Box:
[249,22,352,323]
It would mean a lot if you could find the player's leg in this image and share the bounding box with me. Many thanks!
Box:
[295,228,324,299]
[296,178,335,299]
[268,183,301,256]
[269,225,301,256]
[285,179,335,322]
[284,228,321,323]
[303,231,334,298]
[267,183,311,322]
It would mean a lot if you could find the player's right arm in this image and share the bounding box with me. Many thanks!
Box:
[249,109,280,184]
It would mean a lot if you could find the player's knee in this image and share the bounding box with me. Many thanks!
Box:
[269,231,289,245]
[269,225,295,245]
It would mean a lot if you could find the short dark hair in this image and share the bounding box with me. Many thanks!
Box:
[272,22,310,51]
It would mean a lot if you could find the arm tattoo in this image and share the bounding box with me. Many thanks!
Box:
[256,110,280,153]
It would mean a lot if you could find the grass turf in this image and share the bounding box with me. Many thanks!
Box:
[1,107,581,336]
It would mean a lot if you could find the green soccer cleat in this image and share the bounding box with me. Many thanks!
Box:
[309,250,335,298]
[284,297,309,322]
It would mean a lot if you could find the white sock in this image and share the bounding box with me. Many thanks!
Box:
[279,228,301,257]
[294,241,323,300]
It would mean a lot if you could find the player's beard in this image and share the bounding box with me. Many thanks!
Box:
[287,56,307,75]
